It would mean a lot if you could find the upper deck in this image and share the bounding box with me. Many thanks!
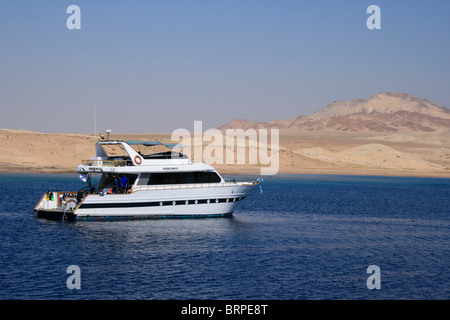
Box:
[76,140,215,174]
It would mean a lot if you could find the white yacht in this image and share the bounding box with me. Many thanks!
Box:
[34,140,261,221]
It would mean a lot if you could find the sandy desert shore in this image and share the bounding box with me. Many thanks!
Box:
[0,129,449,178]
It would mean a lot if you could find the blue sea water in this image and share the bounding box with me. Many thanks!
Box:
[0,172,449,300]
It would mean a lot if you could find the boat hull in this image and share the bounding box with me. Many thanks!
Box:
[35,209,77,221]
[35,183,257,221]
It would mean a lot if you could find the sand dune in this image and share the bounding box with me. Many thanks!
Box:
[0,128,449,177]
[357,130,450,145]
[315,143,443,170]
[0,129,95,172]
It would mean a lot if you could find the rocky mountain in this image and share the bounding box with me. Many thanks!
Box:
[219,92,450,132]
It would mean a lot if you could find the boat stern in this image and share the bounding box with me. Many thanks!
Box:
[34,191,81,221]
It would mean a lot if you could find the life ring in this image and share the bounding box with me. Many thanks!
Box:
[134,155,143,165]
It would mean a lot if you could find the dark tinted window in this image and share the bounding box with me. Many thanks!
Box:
[138,172,221,185]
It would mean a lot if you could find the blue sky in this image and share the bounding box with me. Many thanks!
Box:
[0,0,449,133]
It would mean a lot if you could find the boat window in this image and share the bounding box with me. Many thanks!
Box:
[141,172,221,185]
[137,173,151,185]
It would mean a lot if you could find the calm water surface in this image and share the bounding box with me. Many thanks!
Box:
[0,173,449,299]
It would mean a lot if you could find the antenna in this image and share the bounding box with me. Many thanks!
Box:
[92,80,98,141]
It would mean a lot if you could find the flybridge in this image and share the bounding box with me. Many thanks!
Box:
[100,140,186,160]
[76,140,193,172]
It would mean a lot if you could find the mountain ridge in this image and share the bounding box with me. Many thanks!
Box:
[219,92,450,132]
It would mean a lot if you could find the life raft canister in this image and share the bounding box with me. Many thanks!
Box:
[134,155,143,165]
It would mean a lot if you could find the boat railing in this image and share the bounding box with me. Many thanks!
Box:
[224,178,259,183]
[132,180,259,192]
[81,159,128,167]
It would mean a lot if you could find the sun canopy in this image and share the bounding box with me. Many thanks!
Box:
[125,140,162,146]
[124,141,182,149]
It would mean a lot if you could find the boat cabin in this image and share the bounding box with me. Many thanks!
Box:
[78,140,224,195]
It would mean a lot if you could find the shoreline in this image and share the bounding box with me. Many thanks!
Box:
[1,167,449,179]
